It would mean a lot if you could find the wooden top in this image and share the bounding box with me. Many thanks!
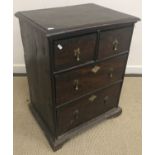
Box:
[15,3,139,34]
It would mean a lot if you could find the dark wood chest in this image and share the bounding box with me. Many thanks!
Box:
[15,3,139,151]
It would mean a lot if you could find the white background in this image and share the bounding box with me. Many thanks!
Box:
[3,0,155,155]
[13,0,142,74]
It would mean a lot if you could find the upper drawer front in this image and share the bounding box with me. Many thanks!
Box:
[98,26,133,59]
[55,54,127,105]
[54,33,97,71]
[57,82,122,135]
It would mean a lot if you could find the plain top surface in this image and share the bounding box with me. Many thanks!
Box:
[16,3,139,32]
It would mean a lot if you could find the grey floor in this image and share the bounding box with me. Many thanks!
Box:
[13,77,142,155]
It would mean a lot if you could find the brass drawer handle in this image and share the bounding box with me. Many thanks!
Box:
[91,65,100,74]
[73,109,79,120]
[89,95,97,102]
[109,67,114,78]
[109,72,113,78]
[104,96,109,103]
[113,39,119,51]
[74,79,79,91]
[70,109,79,125]
[74,48,80,61]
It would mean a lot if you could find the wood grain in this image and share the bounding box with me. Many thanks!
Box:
[55,54,128,105]
[54,33,97,71]
[57,83,122,134]
[98,26,134,59]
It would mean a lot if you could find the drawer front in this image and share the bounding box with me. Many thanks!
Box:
[54,33,97,71]
[55,54,127,105]
[98,26,133,59]
[57,83,122,134]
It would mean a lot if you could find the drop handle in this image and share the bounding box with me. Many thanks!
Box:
[74,48,80,62]
[108,68,114,78]
[74,80,79,91]
[113,39,119,51]
[70,109,79,125]
[73,109,79,120]
[109,72,113,78]
[103,96,109,104]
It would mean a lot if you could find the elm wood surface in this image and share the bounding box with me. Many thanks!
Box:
[15,3,139,34]
[19,20,56,135]
[57,83,122,134]
[15,3,139,151]
[99,26,134,59]
[54,33,97,71]
[55,54,128,105]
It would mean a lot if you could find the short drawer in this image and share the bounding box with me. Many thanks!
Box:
[55,54,127,105]
[98,26,133,59]
[57,83,122,134]
[54,33,97,71]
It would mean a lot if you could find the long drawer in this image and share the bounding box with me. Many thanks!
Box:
[57,82,122,135]
[55,54,127,105]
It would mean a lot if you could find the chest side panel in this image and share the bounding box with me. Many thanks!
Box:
[19,19,55,135]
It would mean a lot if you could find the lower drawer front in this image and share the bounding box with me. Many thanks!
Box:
[55,54,127,105]
[57,83,122,135]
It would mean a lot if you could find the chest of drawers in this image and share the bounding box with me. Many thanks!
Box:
[15,3,139,151]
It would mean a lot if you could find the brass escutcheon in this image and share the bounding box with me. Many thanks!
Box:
[89,95,97,102]
[91,65,100,74]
